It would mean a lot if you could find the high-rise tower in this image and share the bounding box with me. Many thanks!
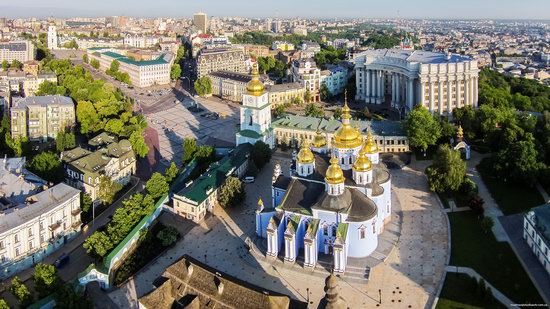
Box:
[47,25,58,50]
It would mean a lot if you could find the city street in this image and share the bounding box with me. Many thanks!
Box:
[107,155,448,309]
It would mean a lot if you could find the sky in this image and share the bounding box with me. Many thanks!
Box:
[1,0,550,20]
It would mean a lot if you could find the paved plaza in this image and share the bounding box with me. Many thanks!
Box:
[144,97,240,167]
[107,156,448,308]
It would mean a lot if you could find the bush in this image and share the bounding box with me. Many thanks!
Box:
[468,195,485,216]
[459,178,478,199]
[156,226,179,247]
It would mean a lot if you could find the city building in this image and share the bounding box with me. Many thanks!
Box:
[47,25,58,50]
[171,143,251,223]
[62,133,136,205]
[272,41,295,52]
[123,34,160,49]
[524,204,550,275]
[272,114,409,153]
[255,101,392,273]
[87,48,173,87]
[265,83,306,106]
[300,41,321,59]
[138,255,303,309]
[0,158,81,280]
[210,71,272,102]
[193,12,208,34]
[241,44,271,58]
[291,59,321,102]
[354,49,479,115]
[196,48,246,79]
[236,63,275,148]
[10,95,75,142]
[0,41,34,63]
[22,73,57,96]
[320,65,349,96]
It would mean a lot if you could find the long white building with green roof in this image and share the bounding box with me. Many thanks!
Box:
[87,47,173,87]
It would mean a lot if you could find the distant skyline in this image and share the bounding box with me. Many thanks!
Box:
[1,0,550,20]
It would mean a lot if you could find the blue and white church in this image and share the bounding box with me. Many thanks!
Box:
[255,97,392,273]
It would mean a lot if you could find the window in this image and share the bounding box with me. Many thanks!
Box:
[332,225,337,237]
[15,248,20,257]
[28,228,33,237]
[359,228,366,239]
[0,241,3,249]
[40,235,45,244]
[28,241,33,250]
[323,225,328,236]
[14,234,19,243]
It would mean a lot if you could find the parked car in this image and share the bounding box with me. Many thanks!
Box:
[54,253,70,268]
[243,176,255,183]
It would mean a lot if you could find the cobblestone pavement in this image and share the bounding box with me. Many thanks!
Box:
[143,97,240,167]
[108,157,448,309]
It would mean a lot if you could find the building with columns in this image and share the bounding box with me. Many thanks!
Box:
[354,49,479,115]
[255,100,392,273]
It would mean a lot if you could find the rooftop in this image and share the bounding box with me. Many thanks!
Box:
[0,183,80,234]
[356,49,473,64]
[101,51,171,66]
[530,204,550,246]
[11,95,74,110]
[0,157,47,208]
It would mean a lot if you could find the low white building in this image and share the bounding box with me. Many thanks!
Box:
[524,204,550,275]
[0,180,81,280]
[87,48,173,88]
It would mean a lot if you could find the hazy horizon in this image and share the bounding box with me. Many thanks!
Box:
[1,0,550,20]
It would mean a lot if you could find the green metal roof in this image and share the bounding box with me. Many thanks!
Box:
[273,114,407,137]
[336,222,349,240]
[238,129,262,139]
[101,51,170,66]
[176,143,252,205]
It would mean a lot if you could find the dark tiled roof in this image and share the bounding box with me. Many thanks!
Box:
[273,175,292,190]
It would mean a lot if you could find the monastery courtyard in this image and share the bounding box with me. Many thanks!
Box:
[108,155,448,309]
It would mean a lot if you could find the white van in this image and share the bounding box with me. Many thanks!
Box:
[243,176,255,183]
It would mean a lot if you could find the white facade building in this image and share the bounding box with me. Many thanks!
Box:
[0,183,81,279]
[47,25,58,50]
[291,59,321,102]
[354,49,479,115]
[524,204,550,275]
[0,41,34,63]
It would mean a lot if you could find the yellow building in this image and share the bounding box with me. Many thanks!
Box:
[266,83,305,106]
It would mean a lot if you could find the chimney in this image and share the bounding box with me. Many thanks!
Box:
[214,276,224,295]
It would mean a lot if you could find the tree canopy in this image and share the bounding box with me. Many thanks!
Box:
[194,76,212,97]
[251,140,271,170]
[146,172,169,199]
[28,152,64,183]
[425,145,467,193]
[218,176,245,208]
[33,263,60,298]
[406,105,442,152]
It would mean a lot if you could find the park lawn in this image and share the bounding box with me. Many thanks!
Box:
[436,273,505,309]
[448,212,543,304]
[477,158,544,215]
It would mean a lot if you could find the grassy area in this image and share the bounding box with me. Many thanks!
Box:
[477,158,544,215]
[448,212,543,304]
[436,273,505,309]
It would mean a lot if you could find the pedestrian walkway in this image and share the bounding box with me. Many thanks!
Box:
[443,266,515,309]
[466,152,509,242]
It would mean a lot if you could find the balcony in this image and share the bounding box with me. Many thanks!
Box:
[48,221,61,231]
[72,220,82,228]
[71,208,82,216]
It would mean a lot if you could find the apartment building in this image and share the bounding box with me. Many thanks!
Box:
[196,48,246,79]
[10,95,75,142]
[62,133,136,204]
[210,71,272,102]
[290,59,321,102]
[0,41,34,63]
[265,83,305,106]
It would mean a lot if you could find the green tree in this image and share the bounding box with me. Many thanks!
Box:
[305,103,324,118]
[10,277,33,308]
[104,118,125,136]
[182,138,197,163]
[218,176,245,208]
[251,140,271,169]
[107,60,120,75]
[0,299,9,309]
[333,107,343,119]
[10,59,22,70]
[1,60,8,71]
[156,226,179,247]
[194,76,212,97]
[493,133,544,185]
[176,46,185,61]
[165,162,179,183]
[5,133,24,157]
[304,90,313,103]
[170,64,182,80]
[90,59,100,70]
[273,104,286,118]
[28,152,64,183]
[81,192,93,213]
[82,54,89,64]
[83,231,113,258]
[195,145,214,162]
[480,217,494,234]
[76,101,100,134]
[32,263,60,298]
[425,145,467,193]
[129,130,149,158]
[54,285,93,309]
[97,175,123,205]
[146,172,169,199]
[320,83,330,101]
[406,105,441,154]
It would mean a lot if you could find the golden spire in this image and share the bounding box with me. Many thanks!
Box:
[341,90,351,120]
[258,198,264,207]
[325,155,344,184]
[361,129,379,154]
[333,90,362,149]
[457,125,464,141]
[296,139,315,164]
[246,62,265,96]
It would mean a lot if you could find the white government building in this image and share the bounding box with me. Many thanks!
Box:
[524,204,550,275]
[354,49,479,115]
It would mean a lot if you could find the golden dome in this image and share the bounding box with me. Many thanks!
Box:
[361,130,379,154]
[246,62,265,96]
[353,150,372,172]
[297,140,315,164]
[325,155,344,184]
[312,129,326,148]
[333,91,362,149]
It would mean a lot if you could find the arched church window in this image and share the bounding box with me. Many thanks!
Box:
[359,175,362,183]
[249,115,253,126]
[359,227,366,239]
[332,225,337,237]
[341,157,345,165]
[323,225,328,236]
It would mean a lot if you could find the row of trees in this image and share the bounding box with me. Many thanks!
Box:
[170,46,185,81]
[105,60,131,85]
[83,167,175,258]
[1,59,23,71]
[6,263,92,308]
[37,59,149,158]
[257,56,287,78]
[313,46,346,69]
